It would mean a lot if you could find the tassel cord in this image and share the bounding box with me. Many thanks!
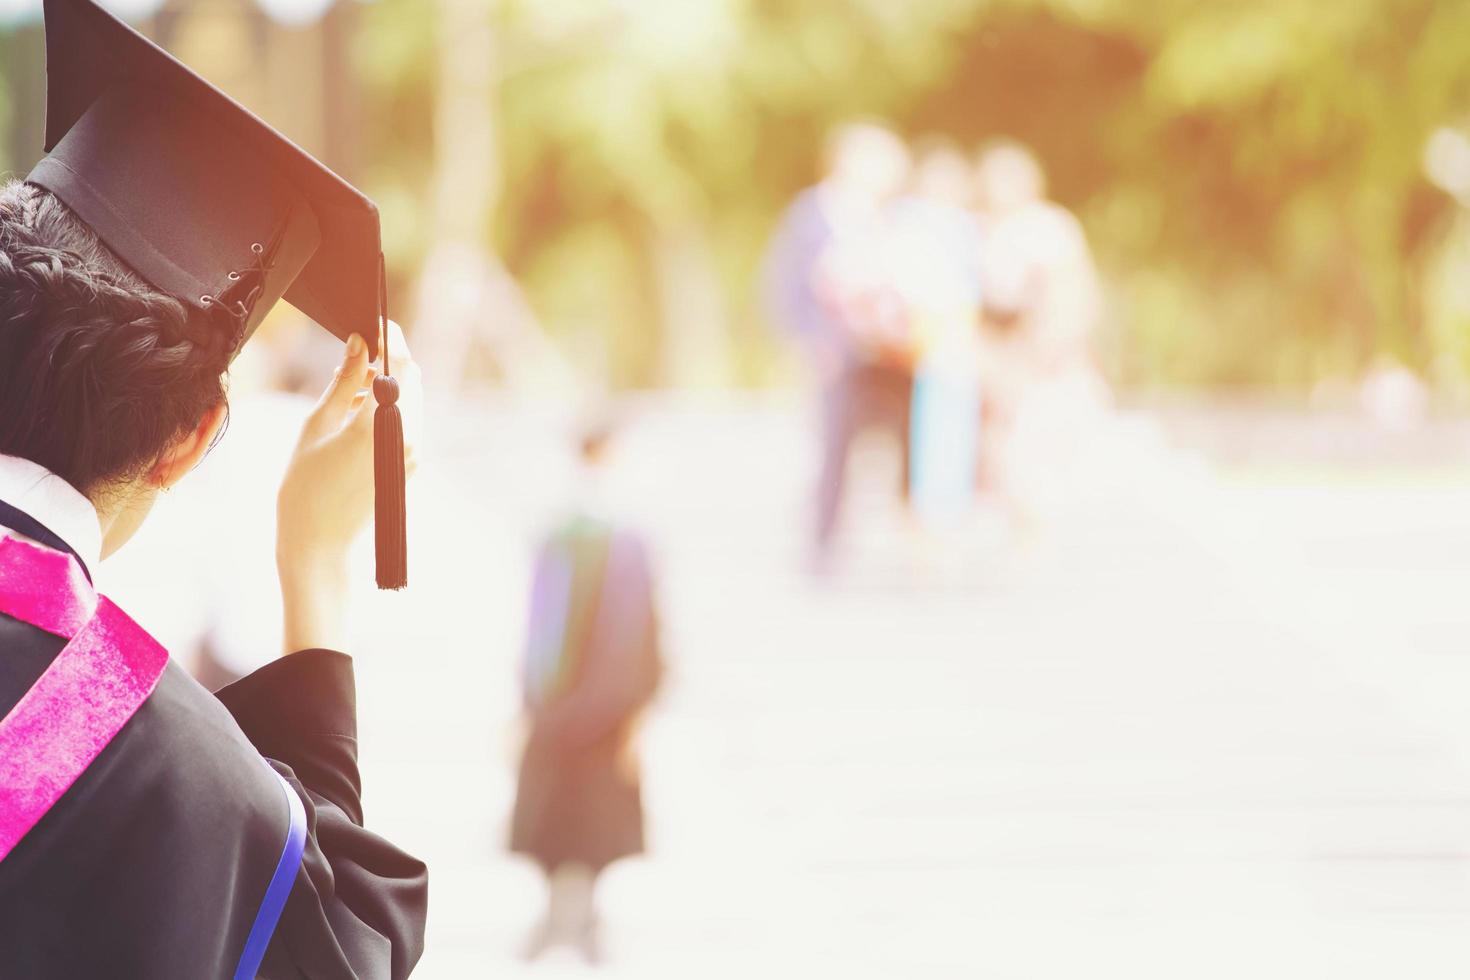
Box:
[372,252,408,589]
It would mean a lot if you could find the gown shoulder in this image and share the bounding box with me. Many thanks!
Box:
[0,613,427,979]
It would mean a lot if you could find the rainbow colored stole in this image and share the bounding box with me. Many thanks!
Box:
[524,518,614,705]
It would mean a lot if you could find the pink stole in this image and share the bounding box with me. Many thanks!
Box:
[0,533,168,860]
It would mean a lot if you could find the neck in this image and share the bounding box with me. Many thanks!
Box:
[89,480,156,560]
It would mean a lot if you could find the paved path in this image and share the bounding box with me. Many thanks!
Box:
[135,397,1470,978]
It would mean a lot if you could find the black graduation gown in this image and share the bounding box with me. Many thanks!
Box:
[0,523,428,979]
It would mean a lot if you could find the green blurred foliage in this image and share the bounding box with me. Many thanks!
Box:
[5,0,1470,390]
[349,0,1469,389]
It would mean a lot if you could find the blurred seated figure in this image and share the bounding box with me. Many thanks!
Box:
[763,120,914,573]
[511,415,664,964]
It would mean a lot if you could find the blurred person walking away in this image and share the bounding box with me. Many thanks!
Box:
[512,416,664,964]
[973,140,1108,526]
[763,121,913,575]
[887,138,985,571]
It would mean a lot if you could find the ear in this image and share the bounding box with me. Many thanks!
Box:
[149,400,228,490]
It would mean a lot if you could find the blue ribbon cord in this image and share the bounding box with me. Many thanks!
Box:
[233,764,308,980]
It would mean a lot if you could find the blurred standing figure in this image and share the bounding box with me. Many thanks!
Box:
[973,140,1107,521]
[888,139,985,546]
[763,121,913,572]
[512,418,664,964]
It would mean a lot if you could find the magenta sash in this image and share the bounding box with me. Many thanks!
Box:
[0,533,168,861]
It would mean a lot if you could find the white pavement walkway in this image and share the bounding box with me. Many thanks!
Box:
[110,396,1470,978]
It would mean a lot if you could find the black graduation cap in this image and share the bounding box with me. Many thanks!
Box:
[26,0,408,589]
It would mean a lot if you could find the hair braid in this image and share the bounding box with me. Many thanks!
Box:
[0,179,231,493]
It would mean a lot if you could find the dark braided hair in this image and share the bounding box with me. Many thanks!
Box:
[0,180,231,495]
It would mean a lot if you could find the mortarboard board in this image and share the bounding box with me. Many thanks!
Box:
[26,0,408,588]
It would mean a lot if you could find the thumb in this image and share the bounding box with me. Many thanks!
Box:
[306,333,370,437]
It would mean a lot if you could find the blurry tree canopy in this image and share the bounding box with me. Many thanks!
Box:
[4,0,1470,389]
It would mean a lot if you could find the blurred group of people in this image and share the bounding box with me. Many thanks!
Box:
[764,121,1107,571]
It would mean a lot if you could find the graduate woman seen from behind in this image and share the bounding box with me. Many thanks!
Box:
[0,184,428,976]
[0,0,426,976]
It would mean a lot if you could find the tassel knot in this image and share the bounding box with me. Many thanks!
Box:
[373,375,400,406]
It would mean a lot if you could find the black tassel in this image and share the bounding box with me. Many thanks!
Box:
[373,253,407,589]
[373,374,407,589]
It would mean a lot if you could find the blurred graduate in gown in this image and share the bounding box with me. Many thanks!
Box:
[511,417,664,963]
